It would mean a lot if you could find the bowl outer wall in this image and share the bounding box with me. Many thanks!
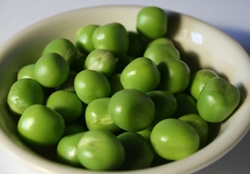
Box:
[0,5,250,174]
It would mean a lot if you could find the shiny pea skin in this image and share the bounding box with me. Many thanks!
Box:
[18,104,65,146]
[197,77,241,123]
[74,69,111,104]
[17,64,36,80]
[147,37,175,48]
[77,129,125,171]
[7,79,44,115]
[34,53,70,88]
[136,6,167,39]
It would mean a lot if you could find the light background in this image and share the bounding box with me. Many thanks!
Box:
[0,0,250,173]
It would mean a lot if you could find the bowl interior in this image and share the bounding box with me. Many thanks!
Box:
[0,5,250,174]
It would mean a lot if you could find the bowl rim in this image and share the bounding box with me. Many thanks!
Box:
[0,5,250,174]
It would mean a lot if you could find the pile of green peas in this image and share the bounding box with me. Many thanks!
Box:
[7,6,241,171]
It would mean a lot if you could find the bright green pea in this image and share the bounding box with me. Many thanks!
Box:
[121,57,161,92]
[136,6,167,39]
[75,24,99,53]
[46,90,83,123]
[174,93,198,118]
[127,31,146,57]
[57,132,85,167]
[197,77,241,123]
[108,73,124,96]
[147,37,175,48]
[34,53,70,88]
[18,104,65,146]
[7,79,44,115]
[117,132,154,170]
[77,129,125,171]
[158,58,190,93]
[146,90,177,126]
[85,97,121,133]
[144,44,180,65]
[179,114,209,148]
[84,49,116,77]
[108,89,154,132]
[42,38,77,66]
[74,70,111,104]
[92,22,129,56]
[150,118,200,160]
[17,64,36,80]
[189,69,219,100]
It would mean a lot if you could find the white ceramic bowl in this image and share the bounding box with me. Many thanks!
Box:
[0,5,250,174]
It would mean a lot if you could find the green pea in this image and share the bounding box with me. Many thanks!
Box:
[189,69,219,100]
[108,73,124,96]
[42,38,77,66]
[7,79,44,115]
[179,114,209,148]
[117,132,154,170]
[146,90,177,126]
[158,58,190,93]
[57,132,85,167]
[77,129,125,171]
[144,44,180,65]
[197,77,241,123]
[92,22,129,56]
[84,49,116,77]
[137,127,152,142]
[114,56,133,73]
[150,118,200,160]
[74,69,111,104]
[121,57,161,92]
[56,71,77,92]
[17,64,36,80]
[75,24,99,53]
[108,89,154,132]
[18,104,65,146]
[46,90,83,123]
[34,53,70,88]
[136,6,167,39]
[85,97,121,133]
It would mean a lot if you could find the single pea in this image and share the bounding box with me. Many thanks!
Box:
[127,31,146,57]
[74,70,111,104]
[108,73,124,96]
[108,89,155,132]
[18,104,65,146]
[7,79,44,115]
[146,90,177,126]
[46,90,83,123]
[84,49,116,77]
[92,22,129,56]
[150,118,200,160]
[147,37,175,48]
[75,24,99,53]
[117,132,154,170]
[77,129,125,171]
[144,44,180,65]
[136,6,167,39]
[57,132,85,167]
[42,38,78,66]
[189,69,219,100]
[158,58,190,93]
[34,53,70,88]
[121,57,161,92]
[17,64,36,80]
[173,93,198,118]
[85,97,121,133]
[197,77,241,123]
[179,114,209,148]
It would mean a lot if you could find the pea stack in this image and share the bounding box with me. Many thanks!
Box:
[6,6,241,171]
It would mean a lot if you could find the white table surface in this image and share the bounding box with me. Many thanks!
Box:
[0,0,250,173]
